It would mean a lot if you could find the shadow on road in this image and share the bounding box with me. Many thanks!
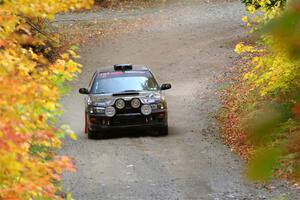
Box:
[86,128,166,140]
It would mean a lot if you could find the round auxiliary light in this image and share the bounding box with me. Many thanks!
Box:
[115,99,125,109]
[131,98,141,109]
[141,104,152,116]
[105,106,116,117]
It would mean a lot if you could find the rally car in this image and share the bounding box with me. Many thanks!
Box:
[79,64,171,139]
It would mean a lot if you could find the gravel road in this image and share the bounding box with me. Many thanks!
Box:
[57,1,300,199]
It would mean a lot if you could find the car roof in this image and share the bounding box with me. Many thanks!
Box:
[97,65,150,73]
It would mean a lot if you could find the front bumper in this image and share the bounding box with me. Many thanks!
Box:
[88,111,168,131]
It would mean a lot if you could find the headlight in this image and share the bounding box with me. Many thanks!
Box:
[89,107,105,114]
[150,103,164,110]
[115,99,125,109]
[150,104,157,110]
[157,103,164,109]
[131,98,141,108]
[95,107,105,113]
[141,105,152,115]
[87,97,92,106]
[105,106,116,117]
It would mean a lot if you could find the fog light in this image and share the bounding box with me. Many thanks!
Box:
[141,105,152,115]
[115,99,125,109]
[105,106,116,117]
[131,98,141,109]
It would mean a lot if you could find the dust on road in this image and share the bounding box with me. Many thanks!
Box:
[56,1,300,199]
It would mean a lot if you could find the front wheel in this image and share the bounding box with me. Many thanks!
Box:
[155,126,168,136]
[88,129,106,139]
[87,129,98,139]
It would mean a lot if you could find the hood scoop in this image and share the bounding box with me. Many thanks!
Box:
[112,92,140,96]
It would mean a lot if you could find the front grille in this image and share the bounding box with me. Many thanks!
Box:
[112,115,146,126]
[116,100,141,114]
[90,112,164,127]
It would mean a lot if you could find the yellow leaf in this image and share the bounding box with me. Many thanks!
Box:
[45,102,56,110]
[69,132,77,141]
[242,16,248,23]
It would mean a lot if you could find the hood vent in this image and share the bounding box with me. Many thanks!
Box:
[112,92,140,96]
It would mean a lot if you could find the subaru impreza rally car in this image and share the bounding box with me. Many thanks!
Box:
[79,64,171,139]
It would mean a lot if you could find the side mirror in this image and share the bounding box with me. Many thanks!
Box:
[160,83,172,90]
[79,88,89,94]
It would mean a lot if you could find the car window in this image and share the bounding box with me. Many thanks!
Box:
[88,72,97,88]
[91,71,159,94]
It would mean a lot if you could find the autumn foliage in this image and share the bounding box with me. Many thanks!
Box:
[0,0,93,199]
[219,0,300,182]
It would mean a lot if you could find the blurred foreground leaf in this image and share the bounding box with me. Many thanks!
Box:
[247,147,282,181]
[0,0,93,199]
[263,0,300,58]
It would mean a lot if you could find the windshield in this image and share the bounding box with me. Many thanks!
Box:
[91,71,159,94]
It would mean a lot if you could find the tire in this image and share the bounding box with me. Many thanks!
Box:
[88,129,106,139]
[84,112,88,134]
[87,129,98,139]
[155,126,169,136]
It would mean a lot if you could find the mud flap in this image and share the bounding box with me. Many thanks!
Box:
[84,112,87,134]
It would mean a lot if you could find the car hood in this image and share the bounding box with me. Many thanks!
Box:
[88,91,163,107]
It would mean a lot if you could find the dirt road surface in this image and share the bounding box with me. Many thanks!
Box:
[57,1,300,199]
